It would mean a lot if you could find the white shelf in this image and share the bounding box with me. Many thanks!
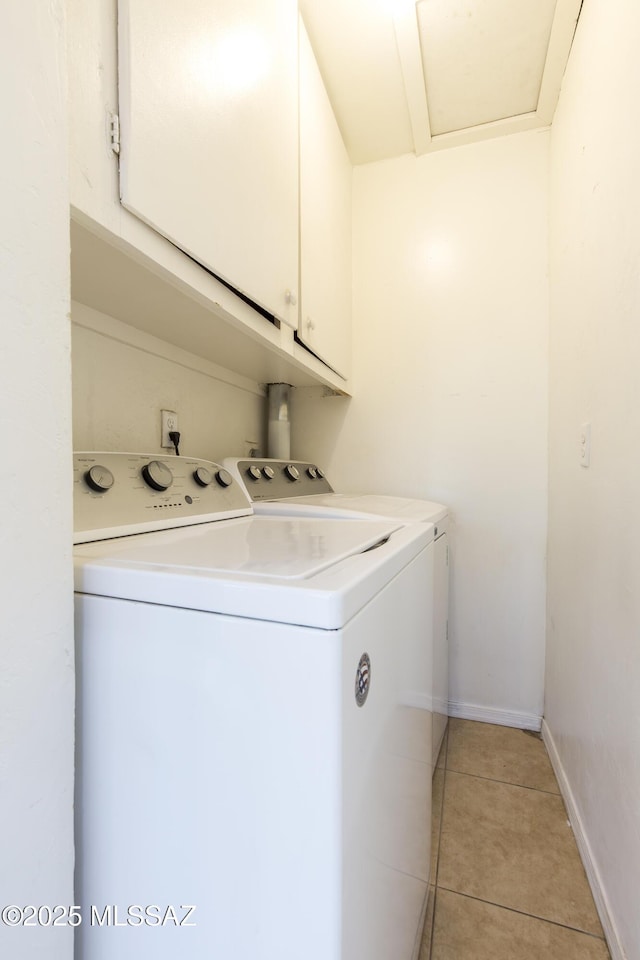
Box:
[71,214,350,394]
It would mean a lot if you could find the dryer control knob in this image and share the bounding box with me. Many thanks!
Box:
[216,469,233,488]
[315,467,325,479]
[247,465,262,482]
[307,466,318,479]
[262,466,275,480]
[284,464,300,481]
[85,465,115,493]
[142,460,173,491]
[193,467,213,487]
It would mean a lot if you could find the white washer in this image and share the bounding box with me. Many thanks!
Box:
[223,457,450,769]
[73,452,434,960]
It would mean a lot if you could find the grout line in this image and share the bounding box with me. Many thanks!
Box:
[428,728,450,960]
[433,726,450,888]
[435,886,608,942]
[444,766,563,797]
[434,778,447,888]
[428,886,437,960]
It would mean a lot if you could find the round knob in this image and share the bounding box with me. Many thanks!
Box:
[247,465,262,482]
[306,317,316,331]
[307,466,318,479]
[284,464,300,482]
[193,467,213,487]
[216,469,233,488]
[285,290,297,306]
[316,467,325,479]
[262,466,275,480]
[85,465,115,493]
[141,460,173,491]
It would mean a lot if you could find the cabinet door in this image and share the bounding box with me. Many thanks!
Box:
[299,19,352,379]
[118,0,299,328]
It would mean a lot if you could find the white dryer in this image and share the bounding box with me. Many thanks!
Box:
[73,452,434,960]
[223,457,450,770]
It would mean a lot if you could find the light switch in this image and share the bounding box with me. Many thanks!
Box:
[580,422,591,468]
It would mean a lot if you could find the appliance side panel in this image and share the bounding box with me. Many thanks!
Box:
[342,545,433,959]
[74,596,342,959]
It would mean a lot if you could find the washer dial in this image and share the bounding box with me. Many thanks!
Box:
[216,469,233,488]
[284,464,300,481]
[85,465,115,493]
[142,460,173,491]
[193,467,213,487]
[262,466,275,480]
[247,465,262,482]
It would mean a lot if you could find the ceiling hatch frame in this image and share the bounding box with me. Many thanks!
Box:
[393,0,584,156]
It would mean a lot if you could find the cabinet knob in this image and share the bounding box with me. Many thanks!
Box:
[285,290,297,306]
[306,316,316,331]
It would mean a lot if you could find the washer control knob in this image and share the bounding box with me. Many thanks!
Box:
[307,466,318,479]
[216,468,233,488]
[316,467,325,479]
[85,465,115,493]
[262,465,275,480]
[247,465,262,482]
[142,460,173,491]
[193,467,213,487]
[284,464,300,482]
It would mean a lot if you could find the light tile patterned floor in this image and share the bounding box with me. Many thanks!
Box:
[419,719,611,960]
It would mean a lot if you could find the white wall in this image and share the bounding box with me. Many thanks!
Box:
[0,3,74,958]
[546,0,640,956]
[72,302,266,461]
[293,130,549,725]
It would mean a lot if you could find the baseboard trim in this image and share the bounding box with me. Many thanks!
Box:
[542,720,626,960]
[448,700,542,731]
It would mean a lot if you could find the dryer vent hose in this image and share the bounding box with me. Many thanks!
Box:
[267,383,291,460]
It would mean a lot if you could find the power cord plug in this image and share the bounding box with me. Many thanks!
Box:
[168,431,181,456]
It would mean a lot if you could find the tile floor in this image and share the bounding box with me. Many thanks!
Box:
[419,719,611,960]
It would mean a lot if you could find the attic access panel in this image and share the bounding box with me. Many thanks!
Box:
[417,0,558,136]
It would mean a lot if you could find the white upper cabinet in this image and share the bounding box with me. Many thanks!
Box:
[299,19,352,379]
[66,0,351,392]
[118,0,300,328]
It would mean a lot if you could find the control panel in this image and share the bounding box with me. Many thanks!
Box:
[225,459,334,502]
[73,453,252,543]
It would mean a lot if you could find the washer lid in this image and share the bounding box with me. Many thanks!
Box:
[74,515,432,629]
[249,493,448,525]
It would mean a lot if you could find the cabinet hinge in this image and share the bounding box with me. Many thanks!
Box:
[109,112,121,156]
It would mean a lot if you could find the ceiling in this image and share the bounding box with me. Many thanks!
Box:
[300,0,583,165]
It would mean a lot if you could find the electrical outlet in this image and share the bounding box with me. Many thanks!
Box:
[161,410,179,448]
